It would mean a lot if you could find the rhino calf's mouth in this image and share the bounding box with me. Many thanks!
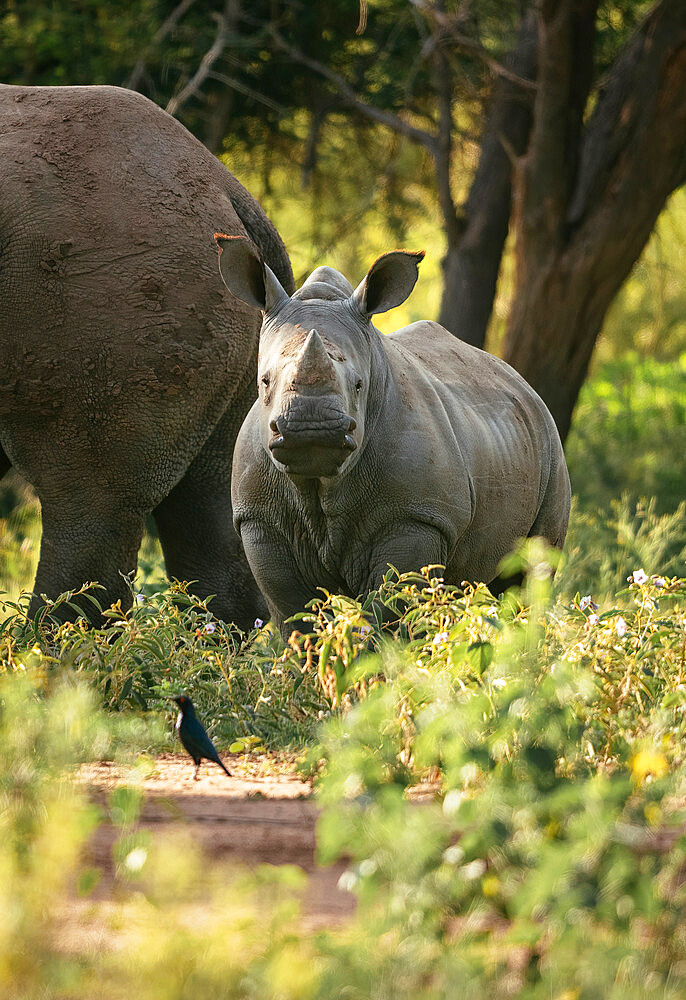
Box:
[268,413,357,477]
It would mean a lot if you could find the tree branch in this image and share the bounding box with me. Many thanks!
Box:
[504,0,686,441]
[569,0,686,229]
[166,4,231,117]
[438,8,538,344]
[206,70,285,114]
[516,0,598,257]
[428,1,461,245]
[127,0,197,91]
[410,0,538,92]
[266,25,439,153]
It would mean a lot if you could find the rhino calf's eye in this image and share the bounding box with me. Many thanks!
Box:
[261,375,270,387]
[355,379,363,392]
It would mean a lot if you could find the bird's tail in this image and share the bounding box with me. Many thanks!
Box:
[218,757,231,777]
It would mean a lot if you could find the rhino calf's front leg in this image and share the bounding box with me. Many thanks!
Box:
[366,523,450,591]
[239,520,318,637]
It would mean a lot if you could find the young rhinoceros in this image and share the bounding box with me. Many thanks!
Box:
[215,236,571,634]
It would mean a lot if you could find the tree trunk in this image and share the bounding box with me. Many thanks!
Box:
[504,0,686,441]
[438,10,537,347]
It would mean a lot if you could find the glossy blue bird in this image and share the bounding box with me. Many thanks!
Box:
[173,695,231,780]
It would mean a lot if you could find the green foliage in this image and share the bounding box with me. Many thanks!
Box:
[302,549,686,770]
[561,495,686,600]
[308,551,686,998]
[0,583,326,750]
[596,189,686,362]
[0,553,683,997]
[0,671,161,996]
[566,353,686,515]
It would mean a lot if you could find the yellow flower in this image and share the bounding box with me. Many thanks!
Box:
[644,802,662,827]
[481,874,500,897]
[632,749,668,784]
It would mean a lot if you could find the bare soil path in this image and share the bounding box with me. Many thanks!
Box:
[62,753,355,948]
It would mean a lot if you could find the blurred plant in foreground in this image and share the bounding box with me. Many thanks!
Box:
[0,543,683,998]
[309,544,686,998]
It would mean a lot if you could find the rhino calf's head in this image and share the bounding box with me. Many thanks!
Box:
[215,234,424,480]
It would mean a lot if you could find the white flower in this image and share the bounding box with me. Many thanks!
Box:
[124,847,147,872]
[632,569,648,585]
[588,614,599,626]
[135,593,145,604]
[254,618,264,629]
[433,631,449,646]
[442,844,465,864]
[614,616,627,638]
[653,577,666,589]
[491,677,507,689]
[442,790,463,817]
[343,773,364,799]
[204,622,216,634]
[580,595,592,610]
[461,859,487,881]
[337,870,358,893]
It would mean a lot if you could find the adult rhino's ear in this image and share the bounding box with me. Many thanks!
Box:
[214,234,289,314]
[351,250,425,317]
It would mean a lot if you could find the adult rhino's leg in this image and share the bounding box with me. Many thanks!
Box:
[0,445,12,481]
[31,496,145,623]
[152,400,267,633]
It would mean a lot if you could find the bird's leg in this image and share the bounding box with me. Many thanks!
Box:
[193,762,200,781]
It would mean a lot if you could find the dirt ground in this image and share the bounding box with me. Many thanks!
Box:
[57,753,356,953]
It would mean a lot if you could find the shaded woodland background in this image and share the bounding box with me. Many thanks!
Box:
[1,9,686,994]
[1,0,684,594]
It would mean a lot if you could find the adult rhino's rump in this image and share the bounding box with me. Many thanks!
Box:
[0,84,294,629]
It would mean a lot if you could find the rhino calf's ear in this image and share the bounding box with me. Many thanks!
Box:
[214,233,290,314]
[352,250,425,317]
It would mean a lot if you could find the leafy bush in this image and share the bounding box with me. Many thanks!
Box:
[559,494,686,600]
[0,550,684,998]
[308,549,686,998]
[0,582,326,750]
[566,352,686,516]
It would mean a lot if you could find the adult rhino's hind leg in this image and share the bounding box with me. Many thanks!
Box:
[152,404,267,633]
[31,498,146,623]
[0,444,12,482]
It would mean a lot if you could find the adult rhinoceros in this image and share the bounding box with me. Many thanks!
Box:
[0,84,294,630]
[215,236,571,633]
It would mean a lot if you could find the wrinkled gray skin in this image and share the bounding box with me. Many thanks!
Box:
[0,85,294,629]
[215,238,571,635]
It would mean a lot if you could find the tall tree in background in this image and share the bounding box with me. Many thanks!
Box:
[2,0,685,439]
